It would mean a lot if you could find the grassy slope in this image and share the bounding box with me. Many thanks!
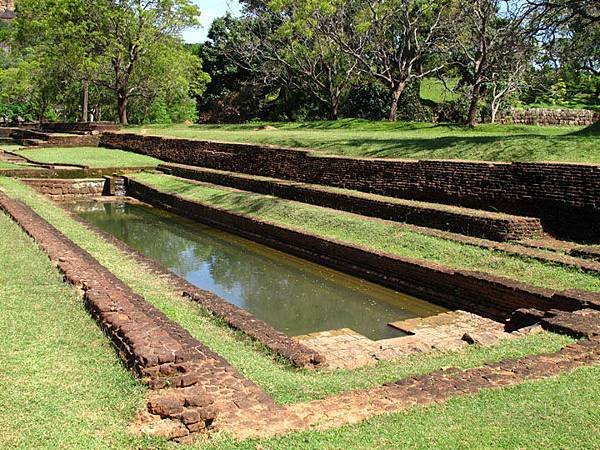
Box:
[0,177,575,405]
[0,211,161,449]
[126,120,600,163]
[129,172,600,293]
[0,161,25,169]
[14,147,161,168]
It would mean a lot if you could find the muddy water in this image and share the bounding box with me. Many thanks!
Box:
[70,201,446,340]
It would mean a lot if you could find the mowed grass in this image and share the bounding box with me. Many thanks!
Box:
[0,161,26,169]
[129,172,600,293]
[0,177,576,405]
[209,365,600,449]
[126,120,600,163]
[0,211,162,449]
[13,147,161,168]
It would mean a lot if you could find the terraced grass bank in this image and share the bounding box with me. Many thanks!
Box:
[127,172,600,294]
[13,147,161,168]
[126,120,600,163]
[102,131,600,241]
[0,177,578,399]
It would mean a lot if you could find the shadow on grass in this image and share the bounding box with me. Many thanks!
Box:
[299,134,573,161]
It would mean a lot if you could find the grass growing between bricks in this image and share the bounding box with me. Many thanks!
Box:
[0,177,578,405]
[0,211,163,449]
[129,172,600,293]
[126,120,600,163]
[209,365,600,450]
[13,147,162,168]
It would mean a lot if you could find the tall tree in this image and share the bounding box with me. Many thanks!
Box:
[453,0,537,126]
[13,0,203,124]
[315,0,453,121]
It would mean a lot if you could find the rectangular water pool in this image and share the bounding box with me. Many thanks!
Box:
[69,201,447,340]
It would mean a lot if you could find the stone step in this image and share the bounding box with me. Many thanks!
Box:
[158,163,545,242]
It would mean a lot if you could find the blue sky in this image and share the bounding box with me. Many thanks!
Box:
[182,0,242,43]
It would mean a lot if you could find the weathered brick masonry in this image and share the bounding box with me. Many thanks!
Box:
[126,178,600,322]
[0,192,285,439]
[2,189,600,441]
[39,122,120,134]
[23,178,107,200]
[160,163,544,242]
[102,133,600,241]
[10,129,100,147]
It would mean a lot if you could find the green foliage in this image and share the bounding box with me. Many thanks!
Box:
[4,0,208,124]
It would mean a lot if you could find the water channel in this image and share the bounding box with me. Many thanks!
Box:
[70,201,446,340]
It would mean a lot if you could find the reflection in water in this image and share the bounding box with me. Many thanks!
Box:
[70,201,446,340]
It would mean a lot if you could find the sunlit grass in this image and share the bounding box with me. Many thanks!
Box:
[14,147,161,168]
[125,120,600,163]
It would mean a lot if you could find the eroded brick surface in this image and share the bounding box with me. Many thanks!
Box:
[23,178,107,200]
[0,191,286,440]
[102,133,600,240]
[159,163,544,242]
[128,178,600,323]
[297,311,518,370]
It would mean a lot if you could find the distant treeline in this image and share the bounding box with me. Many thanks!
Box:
[0,0,597,125]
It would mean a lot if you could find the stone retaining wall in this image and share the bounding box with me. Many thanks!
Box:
[102,133,600,241]
[126,178,600,321]
[23,178,107,200]
[161,163,544,242]
[39,122,120,134]
[499,108,599,126]
[11,128,100,147]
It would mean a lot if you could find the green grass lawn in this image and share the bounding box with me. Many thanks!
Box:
[0,177,596,449]
[209,364,600,449]
[126,120,600,163]
[129,172,600,293]
[0,161,26,169]
[13,147,161,168]
[0,210,162,449]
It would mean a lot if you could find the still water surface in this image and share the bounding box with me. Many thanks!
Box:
[70,201,446,340]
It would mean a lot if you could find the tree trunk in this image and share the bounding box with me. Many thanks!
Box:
[117,91,128,125]
[82,80,89,123]
[466,84,481,127]
[388,82,406,122]
[329,98,339,120]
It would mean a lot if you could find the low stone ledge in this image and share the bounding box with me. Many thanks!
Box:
[127,177,600,322]
[0,167,149,179]
[0,191,282,439]
[159,163,544,242]
[23,178,107,200]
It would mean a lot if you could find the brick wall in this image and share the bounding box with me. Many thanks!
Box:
[499,108,599,126]
[23,178,107,200]
[127,178,599,321]
[102,133,600,241]
[39,122,120,134]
